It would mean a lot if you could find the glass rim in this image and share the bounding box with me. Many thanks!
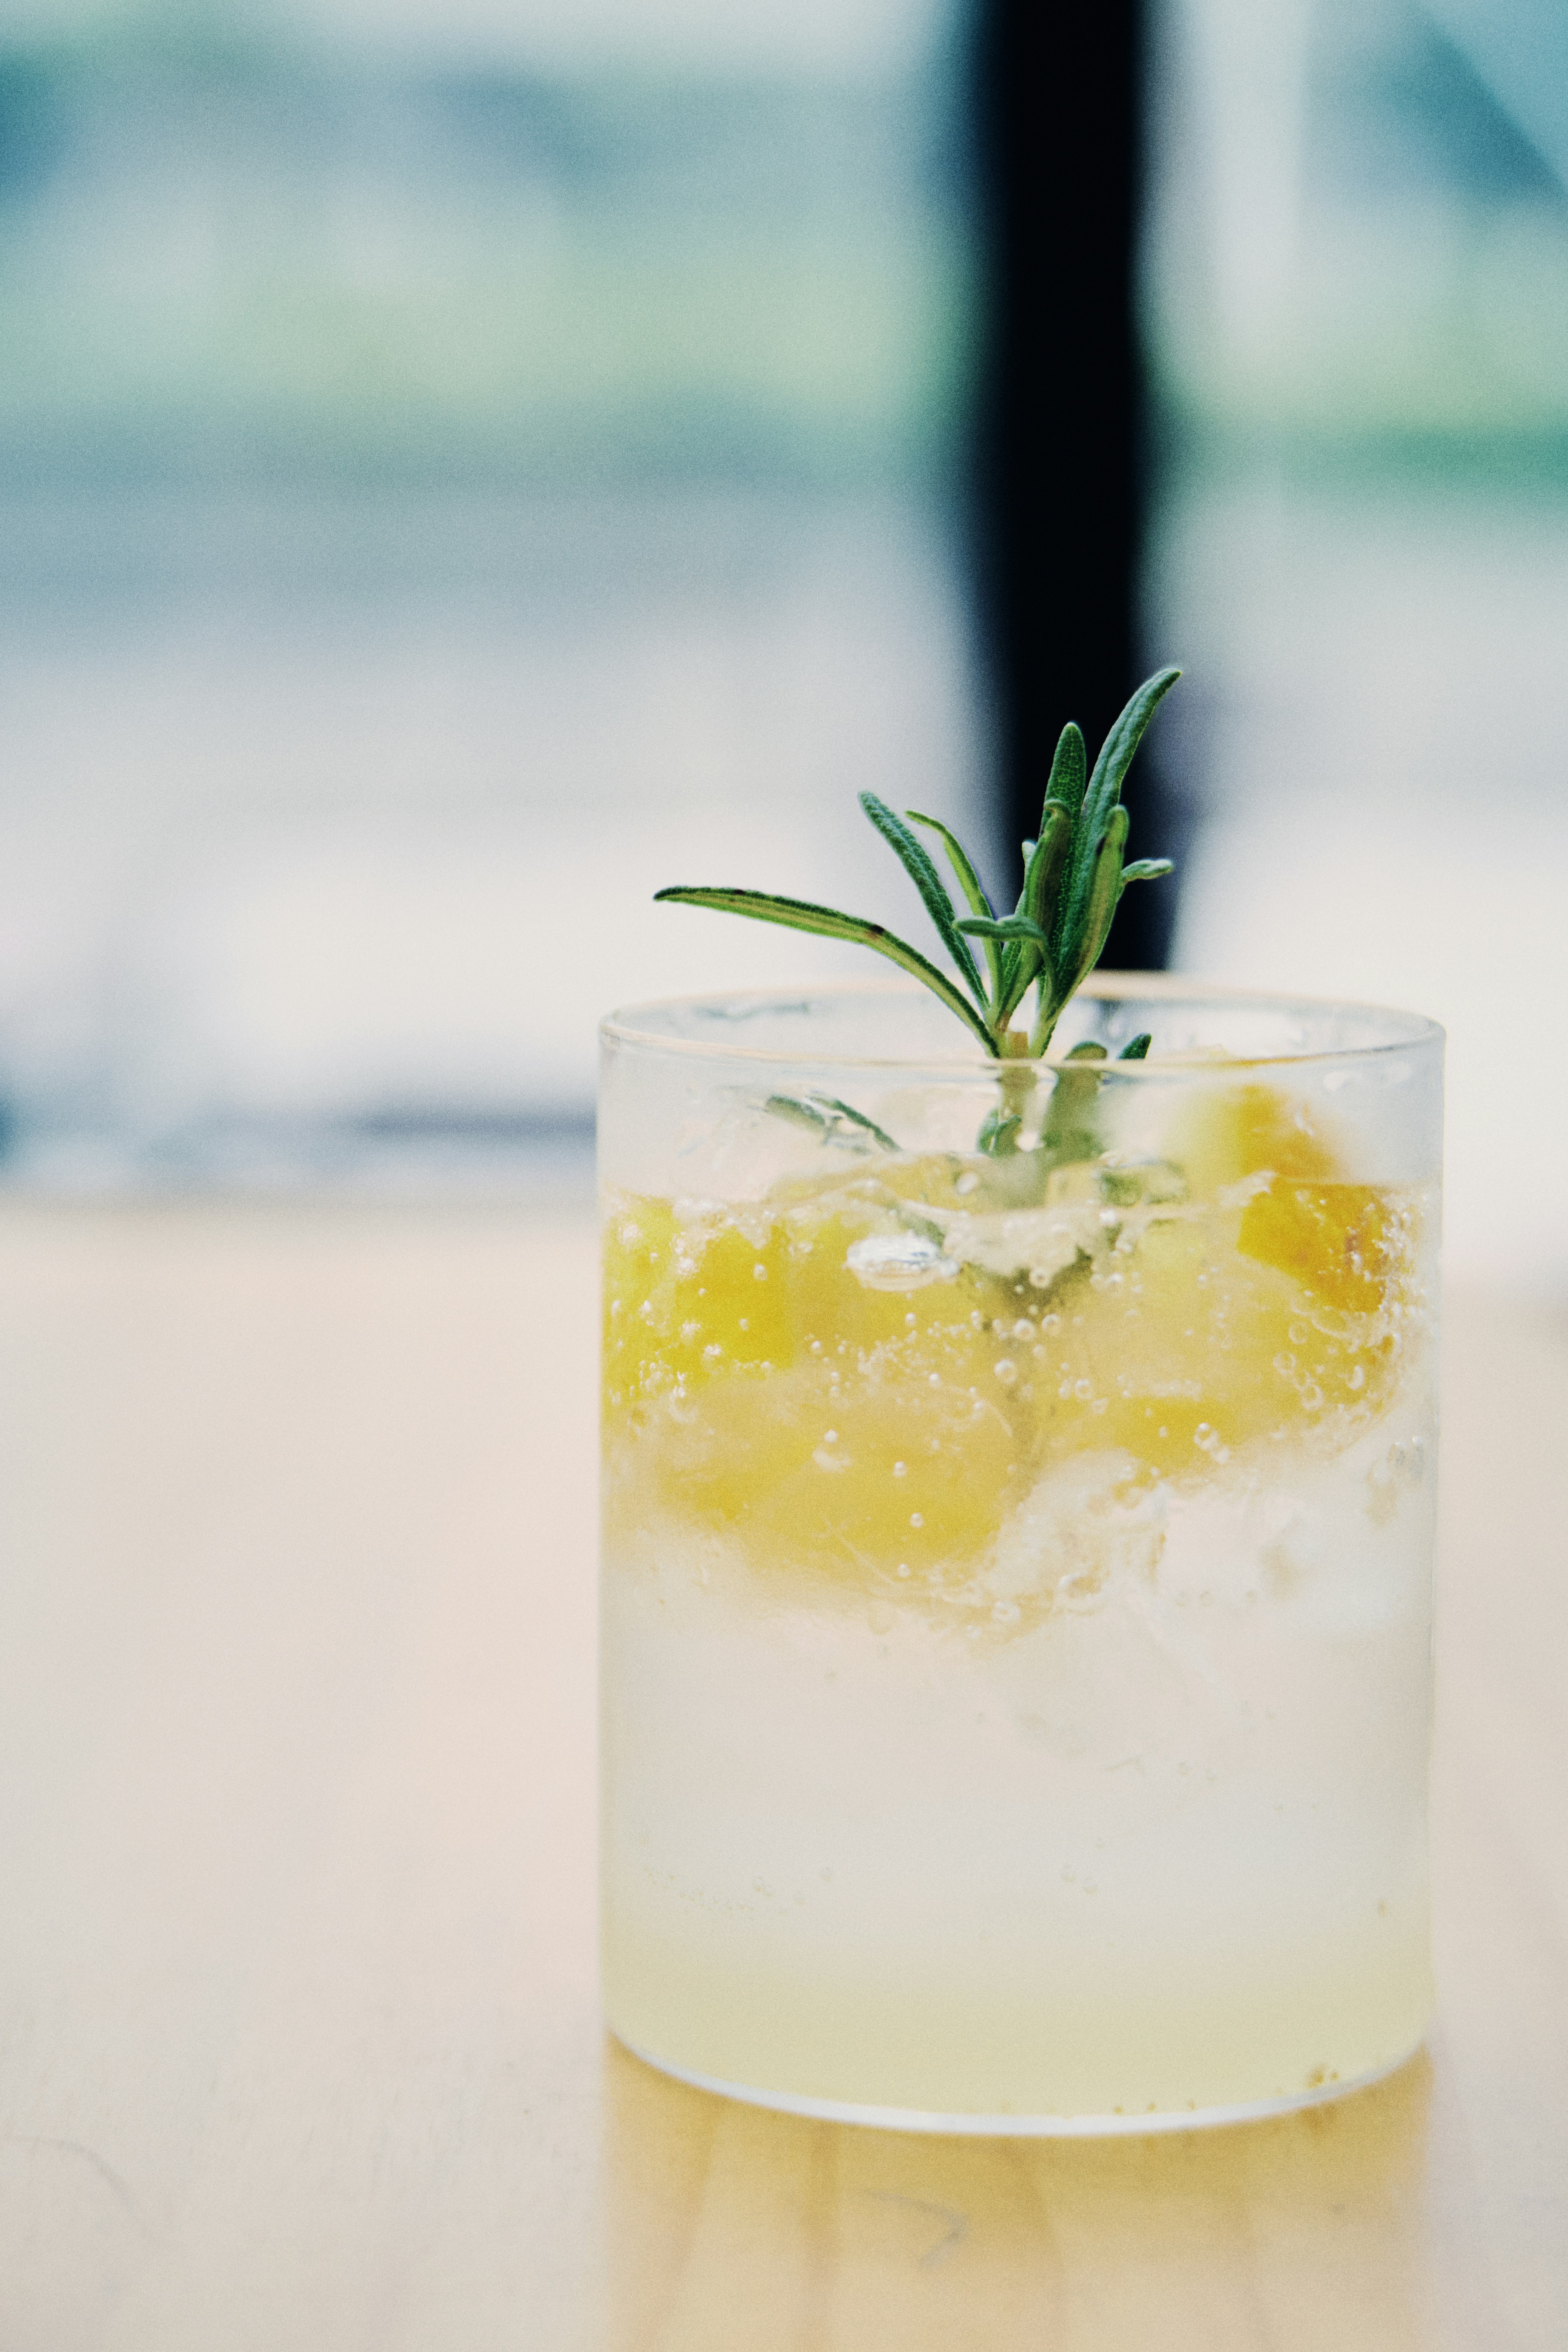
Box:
[599,974,1445,1075]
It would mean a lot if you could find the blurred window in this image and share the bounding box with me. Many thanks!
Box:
[1146,0,1568,1284]
[0,0,984,1188]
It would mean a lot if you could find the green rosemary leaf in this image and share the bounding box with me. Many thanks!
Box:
[956,914,1050,944]
[994,948,1031,1031]
[652,886,997,1053]
[1005,802,1073,1022]
[906,811,999,1003]
[1067,805,1130,995]
[894,1204,950,1245]
[904,814,994,922]
[763,1093,833,1135]
[1037,1041,1106,1164]
[1117,1032,1153,1060]
[1020,803,1072,931]
[1041,721,1087,827]
[983,808,1064,1031]
[809,1093,900,1151]
[763,1092,899,1152]
[858,793,986,1011]
[977,1106,1022,1158]
[1055,668,1179,976]
[655,668,1179,1080]
[1080,668,1181,847]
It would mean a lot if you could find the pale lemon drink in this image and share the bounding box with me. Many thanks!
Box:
[599,979,1441,2130]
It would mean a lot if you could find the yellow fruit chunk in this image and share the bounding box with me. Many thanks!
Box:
[602,1194,933,1407]
[603,1133,1426,1598]
[634,1341,1021,1581]
[1023,1217,1342,1479]
[1237,1182,1401,1318]
[1164,1080,1337,1197]
[603,1184,1028,1578]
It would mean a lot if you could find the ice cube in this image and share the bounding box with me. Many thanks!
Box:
[845,1231,960,1291]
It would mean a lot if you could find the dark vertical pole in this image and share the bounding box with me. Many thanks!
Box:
[972,0,1178,970]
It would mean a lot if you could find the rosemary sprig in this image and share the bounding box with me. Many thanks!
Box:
[655,667,1179,1062]
[763,1092,899,1153]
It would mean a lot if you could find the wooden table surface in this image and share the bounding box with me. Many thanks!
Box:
[0,1200,1563,2349]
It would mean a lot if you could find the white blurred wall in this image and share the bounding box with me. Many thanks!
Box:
[0,493,988,1175]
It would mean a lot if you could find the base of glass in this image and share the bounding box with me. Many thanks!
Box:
[614,2031,1425,2137]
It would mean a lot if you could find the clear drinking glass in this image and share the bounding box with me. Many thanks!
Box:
[599,979,1442,2132]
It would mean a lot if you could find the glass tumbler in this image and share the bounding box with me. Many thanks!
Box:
[599,979,1442,2132]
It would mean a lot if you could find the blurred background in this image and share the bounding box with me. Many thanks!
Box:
[0,0,1563,1279]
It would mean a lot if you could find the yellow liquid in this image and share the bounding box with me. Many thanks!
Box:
[600,1087,1436,2124]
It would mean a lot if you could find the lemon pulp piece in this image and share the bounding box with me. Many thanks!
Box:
[603,1186,1027,1575]
[642,1345,1021,1582]
[1163,1080,1337,1197]
[1237,1181,1403,1318]
[604,1144,1421,1587]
